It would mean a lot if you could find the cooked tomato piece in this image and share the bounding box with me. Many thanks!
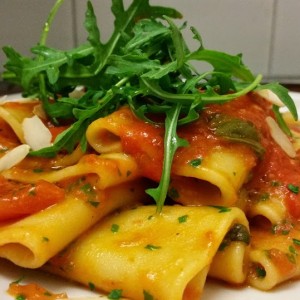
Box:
[0,176,65,221]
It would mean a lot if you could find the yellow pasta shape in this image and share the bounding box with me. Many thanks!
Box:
[0,101,38,143]
[86,106,256,207]
[170,148,254,206]
[248,227,300,290]
[209,242,249,284]
[247,198,287,225]
[2,153,141,189]
[0,180,145,268]
[44,205,249,300]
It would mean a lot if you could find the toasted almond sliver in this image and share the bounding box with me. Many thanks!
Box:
[22,115,52,151]
[255,89,284,107]
[266,116,296,158]
[0,144,30,172]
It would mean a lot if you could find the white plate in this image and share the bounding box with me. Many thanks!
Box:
[1,92,300,300]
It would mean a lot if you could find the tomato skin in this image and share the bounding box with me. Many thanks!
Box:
[0,176,65,221]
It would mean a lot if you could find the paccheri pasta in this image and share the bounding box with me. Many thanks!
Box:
[1,0,300,299]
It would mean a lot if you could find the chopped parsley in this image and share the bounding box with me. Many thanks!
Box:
[219,223,250,251]
[42,236,50,242]
[108,289,123,299]
[293,238,300,246]
[145,244,161,251]
[189,158,202,167]
[259,193,270,201]
[143,290,154,300]
[111,224,120,233]
[289,245,298,256]
[81,183,95,194]
[287,183,299,194]
[178,214,188,223]
[88,200,100,207]
[210,205,231,213]
[88,282,96,291]
[255,265,266,278]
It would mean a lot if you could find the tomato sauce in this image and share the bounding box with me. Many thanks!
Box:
[0,176,65,221]
[119,94,300,219]
[8,282,67,300]
[119,114,164,182]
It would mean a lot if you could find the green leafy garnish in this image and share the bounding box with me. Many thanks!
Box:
[111,223,120,233]
[145,244,161,250]
[143,290,154,300]
[189,158,202,167]
[1,0,295,210]
[255,265,266,278]
[210,205,232,213]
[108,289,123,300]
[287,184,299,194]
[209,114,265,156]
[178,214,189,223]
[146,103,188,212]
[219,223,250,251]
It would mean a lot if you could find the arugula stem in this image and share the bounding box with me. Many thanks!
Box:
[142,74,262,105]
[146,103,188,213]
[38,0,65,100]
[39,0,66,46]
[98,77,130,105]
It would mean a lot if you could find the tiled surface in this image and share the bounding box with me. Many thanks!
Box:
[0,0,75,71]
[0,0,299,83]
[74,0,114,45]
[75,0,274,76]
[269,0,300,82]
[150,0,274,77]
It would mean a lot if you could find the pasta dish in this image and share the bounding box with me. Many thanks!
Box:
[1,0,300,299]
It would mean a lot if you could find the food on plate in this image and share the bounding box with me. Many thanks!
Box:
[1,0,300,299]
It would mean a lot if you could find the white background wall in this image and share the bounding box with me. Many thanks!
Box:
[0,0,299,83]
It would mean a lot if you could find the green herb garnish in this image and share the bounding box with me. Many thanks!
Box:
[178,214,189,223]
[219,223,250,251]
[108,289,123,299]
[145,244,161,250]
[255,265,266,278]
[287,184,299,194]
[143,290,154,300]
[1,0,296,211]
[189,158,202,167]
[111,223,120,233]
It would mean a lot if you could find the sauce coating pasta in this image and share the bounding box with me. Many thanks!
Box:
[1,0,300,299]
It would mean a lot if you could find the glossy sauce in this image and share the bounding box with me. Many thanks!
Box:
[8,282,67,300]
[0,176,65,221]
[120,94,300,219]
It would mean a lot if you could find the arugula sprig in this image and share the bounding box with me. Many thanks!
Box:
[1,0,296,210]
[146,104,189,212]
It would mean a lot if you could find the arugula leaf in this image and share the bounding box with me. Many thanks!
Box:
[146,103,188,212]
[1,0,296,210]
[255,82,298,120]
[188,49,255,82]
[209,114,265,156]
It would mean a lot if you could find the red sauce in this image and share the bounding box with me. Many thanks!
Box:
[118,94,300,219]
[8,282,67,300]
[118,108,164,182]
[0,176,65,221]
